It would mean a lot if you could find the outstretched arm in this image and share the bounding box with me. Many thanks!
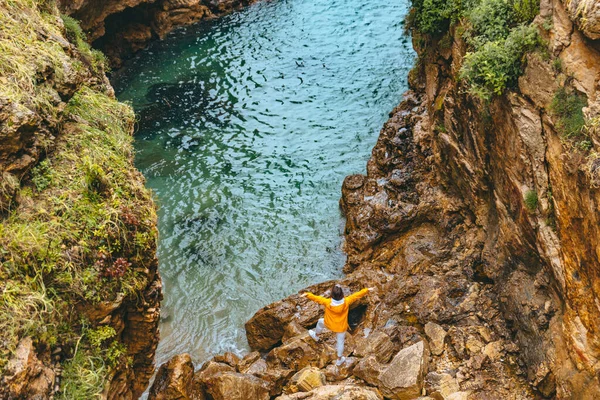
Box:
[346,287,375,305]
[301,292,329,306]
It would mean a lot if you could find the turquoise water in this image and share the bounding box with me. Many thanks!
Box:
[114,0,414,368]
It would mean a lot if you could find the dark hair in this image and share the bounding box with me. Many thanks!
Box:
[332,284,344,301]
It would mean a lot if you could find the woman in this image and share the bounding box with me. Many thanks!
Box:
[301,284,375,366]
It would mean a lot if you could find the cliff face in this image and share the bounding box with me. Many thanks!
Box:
[58,0,260,67]
[0,1,160,398]
[149,0,600,399]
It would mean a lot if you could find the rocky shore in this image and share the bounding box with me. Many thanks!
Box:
[148,0,600,398]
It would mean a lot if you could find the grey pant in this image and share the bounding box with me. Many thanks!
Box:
[315,318,345,358]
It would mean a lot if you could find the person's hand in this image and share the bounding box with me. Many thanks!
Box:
[368,287,376,292]
[300,293,308,298]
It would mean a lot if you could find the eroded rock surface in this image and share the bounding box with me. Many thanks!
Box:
[58,0,260,66]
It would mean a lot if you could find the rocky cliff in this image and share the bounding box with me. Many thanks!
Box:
[149,0,600,399]
[58,0,260,67]
[0,0,160,398]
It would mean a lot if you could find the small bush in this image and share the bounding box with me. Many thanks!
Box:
[524,190,538,212]
[31,160,54,191]
[511,0,540,23]
[460,24,540,100]
[550,87,587,139]
[408,0,462,36]
[467,0,516,44]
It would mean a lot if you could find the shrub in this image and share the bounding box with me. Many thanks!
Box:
[511,0,540,23]
[408,0,462,36]
[460,24,540,100]
[550,87,587,139]
[31,160,54,191]
[524,190,538,212]
[467,0,516,44]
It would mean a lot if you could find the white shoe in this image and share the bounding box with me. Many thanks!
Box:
[308,329,319,342]
[335,356,346,366]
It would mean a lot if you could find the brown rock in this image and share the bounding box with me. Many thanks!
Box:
[275,384,383,400]
[379,341,429,400]
[353,330,396,363]
[424,322,447,356]
[3,337,55,399]
[285,366,326,393]
[267,333,336,371]
[213,351,240,367]
[148,353,194,400]
[237,351,261,372]
[203,371,270,400]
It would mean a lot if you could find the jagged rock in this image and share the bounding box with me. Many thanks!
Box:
[379,341,429,400]
[424,322,447,356]
[355,341,429,400]
[563,0,600,40]
[237,351,261,372]
[2,337,55,399]
[148,354,194,400]
[266,333,336,371]
[353,330,396,363]
[203,371,270,400]
[323,357,358,382]
[275,384,383,400]
[213,351,240,368]
[285,366,326,393]
[425,372,460,399]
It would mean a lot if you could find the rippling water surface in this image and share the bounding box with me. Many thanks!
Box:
[114,0,414,369]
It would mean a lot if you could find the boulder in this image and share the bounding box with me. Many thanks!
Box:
[213,351,240,367]
[425,372,460,399]
[285,366,326,393]
[424,322,447,356]
[203,371,270,400]
[2,337,55,400]
[237,351,261,372]
[275,384,383,400]
[267,333,336,371]
[149,353,194,400]
[324,357,358,381]
[379,341,429,399]
[353,330,396,363]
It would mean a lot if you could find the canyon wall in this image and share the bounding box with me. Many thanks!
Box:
[0,1,160,398]
[59,0,260,67]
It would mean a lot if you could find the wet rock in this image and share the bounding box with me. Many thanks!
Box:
[203,371,270,400]
[275,384,383,400]
[148,353,194,400]
[2,337,55,400]
[424,322,447,356]
[285,366,326,393]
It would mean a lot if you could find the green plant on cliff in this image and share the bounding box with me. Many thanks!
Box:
[524,189,538,212]
[409,0,541,100]
[550,87,588,140]
[61,14,108,72]
[460,24,540,100]
[59,323,128,399]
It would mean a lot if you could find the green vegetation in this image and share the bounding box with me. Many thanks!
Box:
[59,324,128,399]
[550,87,592,150]
[524,189,538,212]
[0,0,156,396]
[409,0,542,100]
[61,14,108,72]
